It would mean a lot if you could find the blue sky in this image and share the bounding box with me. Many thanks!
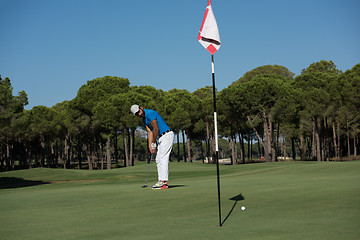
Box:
[1,0,359,110]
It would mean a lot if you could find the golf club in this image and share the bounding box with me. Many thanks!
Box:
[141,154,153,188]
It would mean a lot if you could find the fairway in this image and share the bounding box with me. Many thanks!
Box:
[1,161,359,240]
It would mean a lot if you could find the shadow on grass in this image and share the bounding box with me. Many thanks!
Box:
[168,185,186,189]
[0,177,50,189]
[222,193,245,226]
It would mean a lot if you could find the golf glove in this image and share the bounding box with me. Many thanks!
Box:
[151,142,157,150]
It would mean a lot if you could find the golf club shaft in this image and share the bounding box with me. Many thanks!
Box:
[145,154,153,185]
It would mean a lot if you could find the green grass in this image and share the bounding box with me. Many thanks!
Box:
[1,161,359,240]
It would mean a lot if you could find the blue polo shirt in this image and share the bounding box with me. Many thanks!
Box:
[143,109,170,136]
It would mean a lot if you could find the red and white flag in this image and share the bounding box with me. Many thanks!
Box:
[198,0,221,55]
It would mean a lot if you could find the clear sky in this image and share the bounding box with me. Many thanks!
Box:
[1,0,359,110]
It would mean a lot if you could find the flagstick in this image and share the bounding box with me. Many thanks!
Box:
[211,54,222,227]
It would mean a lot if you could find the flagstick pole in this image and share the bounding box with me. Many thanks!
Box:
[211,54,222,227]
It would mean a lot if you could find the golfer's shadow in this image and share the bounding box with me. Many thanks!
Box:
[221,193,245,226]
[168,185,186,189]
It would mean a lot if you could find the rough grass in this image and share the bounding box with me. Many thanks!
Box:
[1,161,359,240]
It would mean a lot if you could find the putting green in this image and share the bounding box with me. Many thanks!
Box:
[1,161,359,240]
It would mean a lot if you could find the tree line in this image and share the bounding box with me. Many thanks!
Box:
[1,60,359,171]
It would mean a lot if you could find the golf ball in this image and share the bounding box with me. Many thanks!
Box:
[241,206,246,211]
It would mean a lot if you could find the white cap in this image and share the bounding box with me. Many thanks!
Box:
[130,104,140,115]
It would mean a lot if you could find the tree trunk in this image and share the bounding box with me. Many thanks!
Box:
[182,130,187,162]
[283,137,287,160]
[258,139,262,159]
[123,128,129,167]
[177,133,180,162]
[235,136,239,162]
[128,128,135,166]
[68,135,73,168]
[228,136,232,163]
[64,133,71,169]
[354,135,357,157]
[205,116,211,163]
[347,120,351,157]
[239,133,245,164]
[1,148,4,171]
[85,144,93,170]
[337,124,341,157]
[299,126,306,160]
[264,121,271,161]
[275,122,280,161]
[40,134,45,167]
[239,138,243,162]
[26,146,32,169]
[87,154,92,170]
[271,120,277,162]
[228,136,235,165]
[113,134,118,166]
[92,140,97,169]
[6,143,13,171]
[247,136,250,161]
[332,121,339,159]
[261,112,272,162]
[106,135,111,169]
[211,134,216,164]
[99,143,104,170]
[131,128,135,166]
[77,144,82,169]
[312,120,316,158]
[247,115,265,159]
[200,140,205,163]
[186,134,192,162]
[291,137,296,160]
[314,119,322,162]
[50,142,55,168]
[232,135,236,164]
[322,118,327,161]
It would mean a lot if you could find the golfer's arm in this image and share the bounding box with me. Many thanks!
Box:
[146,126,154,148]
[150,120,159,142]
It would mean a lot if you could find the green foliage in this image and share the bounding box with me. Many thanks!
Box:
[338,64,360,136]
[233,64,295,84]
[192,86,214,139]
[0,76,28,133]
[340,63,360,111]
[301,60,341,75]
[1,60,360,170]
[27,106,57,140]
[294,72,332,118]
[0,76,29,169]
[164,89,198,133]
[74,76,130,115]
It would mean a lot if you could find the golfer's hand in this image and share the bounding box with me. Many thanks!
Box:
[150,142,156,154]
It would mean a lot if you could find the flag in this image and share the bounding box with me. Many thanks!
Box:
[198,0,221,55]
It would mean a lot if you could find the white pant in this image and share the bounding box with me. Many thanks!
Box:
[156,131,174,181]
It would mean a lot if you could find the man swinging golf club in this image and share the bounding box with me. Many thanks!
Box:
[131,104,174,190]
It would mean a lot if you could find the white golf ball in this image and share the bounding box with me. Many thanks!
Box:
[241,206,246,211]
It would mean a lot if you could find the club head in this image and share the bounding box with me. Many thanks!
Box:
[141,185,148,188]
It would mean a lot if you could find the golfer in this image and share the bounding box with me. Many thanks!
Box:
[131,104,174,190]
